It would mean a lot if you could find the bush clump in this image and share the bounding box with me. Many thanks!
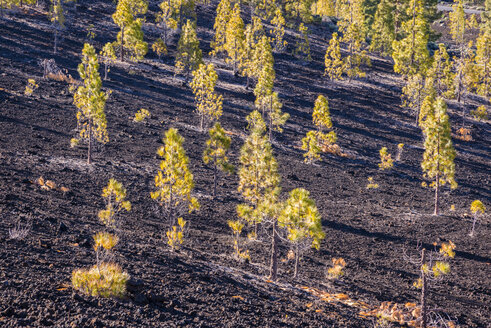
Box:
[72,262,129,298]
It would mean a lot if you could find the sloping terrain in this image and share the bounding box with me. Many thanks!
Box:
[0,1,490,327]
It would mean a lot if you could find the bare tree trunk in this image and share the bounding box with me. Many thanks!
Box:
[294,244,299,279]
[434,137,440,215]
[104,63,108,80]
[120,26,125,62]
[87,120,92,164]
[470,215,476,237]
[421,248,427,328]
[269,219,278,281]
[54,30,58,54]
[213,155,217,199]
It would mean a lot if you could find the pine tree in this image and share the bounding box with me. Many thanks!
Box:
[295,23,311,61]
[256,92,290,141]
[284,0,314,24]
[369,0,395,56]
[253,36,275,105]
[210,0,232,56]
[271,8,287,52]
[190,63,223,131]
[336,0,370,80]
[73,43,108,164]
[203,122,234,198]
[156,0,177,46]
[301,131,322,164]
[237,110,280,237]
[50,0,65,55]
[243,17,265,88]
[237,110,282,280]
[324,32,344,80]
[312,95,332,132]
[391,0,430,77]
[279,188,324,278]
[100,43,117,81]
[152,38,168,60]
[98,179,131,230]
[475,29,490,101]
[150,128,199,228]
[112,0,148,62]
[225,3,246,75]
[175,20,203,82]
[427,43,455,99]
[421,97,457,215]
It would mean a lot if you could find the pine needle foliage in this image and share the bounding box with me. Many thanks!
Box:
[72,262,129,298]
[151,128,199,228]
[176,20,203,82]
[378,147,394,170]
[203,122,234,198]
[369,0,395,56]
[301,131,322,164]
[253,36,275,101]
[271,8,287,52]
[100,42,117,80]
[469,200,485,237]
[190,63,223,131]
[421,97,457,215]
[256,91,289,141]
[295,23,311,61]
[73,43,108,164]
[279,188,325,278]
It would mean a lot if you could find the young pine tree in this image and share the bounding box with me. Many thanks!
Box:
[237,111,280,238]
[98,179,131,230]
[50,0,65,55]
[311,0,335,19]
[311,95,337,152]
[474,30,490,101]
[369,0,395,56]
[243,18,265,88]
[391,0,430,77]
[100,43,117,81]
[175,20,203,82]
[427,44,455,99]
[249,34,273,92]
[210,0,232,56]
[271,8,287,52]
[203,122,233,198]
[421,97,457,215]
[190,63,223,131]
[324,32,344,80]
[224,3,246,75]
[301,131,322,164]
[237,110,283,280]
[295,23,311,61]
[150,128,199,228]
[112,0,148,62]
[313,95,332,133]
[156,0,179,47]
[336,0,370,80]
[73,43,109,164]
[279,188,325,279]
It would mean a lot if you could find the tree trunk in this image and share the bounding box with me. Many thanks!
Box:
[213,159,217,199]
[87,120,92,164]
[120,26,125,62]
[434,137,440,215]
[104,63,108,80]
[421,248,427,328]
[294,244,299,279]
[269,219,278,281]
[54,30,58,54]
[470,215,476,237]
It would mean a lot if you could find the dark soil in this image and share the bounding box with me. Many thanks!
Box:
[0,1,490,327]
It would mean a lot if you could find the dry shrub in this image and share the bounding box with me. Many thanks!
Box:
[454,127,472,141]
[72,262,129,298]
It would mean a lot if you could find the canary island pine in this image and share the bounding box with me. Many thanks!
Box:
[133,108,151,122]
[295,23,311,61]
[279,188,325,279]
[50,0,65,55]
[100,42,117,81]
[210,0,232,56]
[190,63,223,131]
[253,35,275,102]
[203,122,234,198]
[224,3,246,75]
[469,200,485,237]
[98,179,131,229]
[73,43,109,164]
[167,217,186,251]
[156,0,179,46]
[256,91,289,141]
[301,131,322,164]
[369,0,395,56]
[421,97,457,215]
[151,128,199,230]
[271,8,287,52]
[112,0,148,62]
[176,20,203,82]
[324,32,344,80]
[227,219,250,261]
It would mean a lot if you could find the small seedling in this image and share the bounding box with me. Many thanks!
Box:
[366,177,379,189]
[24,79,38,96]
[227,220,250,261]
[133,108,151,122]
[469,200,485,237]
[378,147,394,170]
